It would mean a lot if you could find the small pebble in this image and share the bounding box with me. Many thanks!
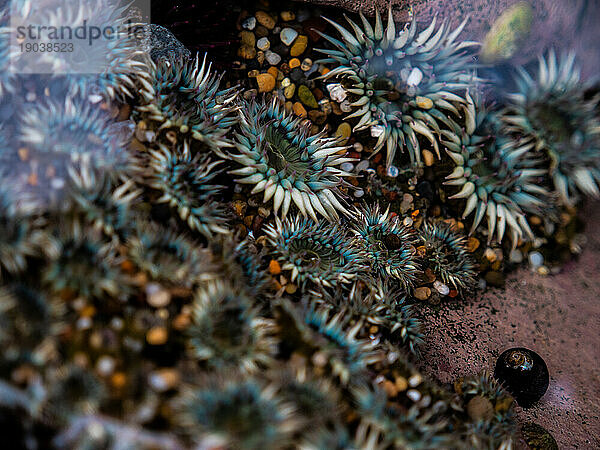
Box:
[484,247,497,262]
[293,102,307,118]
[237,44,256,60]
[96,355,116,376]
[521,422,558,450]
[256,73,276,92]
[265,50,281,65]
[335,122,352,144]
[395,376,408,391]
[387,165,399,178]
[146,327,168,346]
[528,251,544,267]
[300,58,313,71]
[280,27,298,46]
[255,11,276,30]
[403,217,413,227]
[356,160,370,172]
[240,31,255,47]
[242,16,257,30]
[414,287,431,300]
[467,396,494,422]
[509,249,524,263]
[354,189,365,198]
[433,280,450,295]
[256,37,270,51]
[494,348,549,408]
[327,83,347,102]
[416,96,434,109]
[408,374,422,387]
[406,389,422,402]
[290,35,308,56]
[308,109,327,125]
[298,85,318,108]
[466,237,480,252]
[318,98,332,114]
[341,162,354,172]
[149,368,179,392]
[284,83,296,99]
[422,149,435,166]
[340,99,352,112]
[280,11,295,22]
[289,57,301,69]
[406,67,423,86]
[146,283,171,308]
[371,125,385,138]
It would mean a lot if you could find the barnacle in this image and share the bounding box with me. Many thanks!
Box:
[187,280,278,372]
[501,51,600,205]
[0,188,40,278]
[42,222,127,300]
[315,280,424,354]
[20,96,129,174]
[146,140,230,237]
[264,215,367,289]
[66,164,140,239]
[127,221,214,288]
[352,204,420,289]
[317,6,479,167]
[455,371,517,449]
[174,376,298,450]
[135,52,237,150]
[229,98,353,221]
[443,92,551,246]
[277,299,382,386]
[419,222,477,293]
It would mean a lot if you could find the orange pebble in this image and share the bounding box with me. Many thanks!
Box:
[269,259,281,275]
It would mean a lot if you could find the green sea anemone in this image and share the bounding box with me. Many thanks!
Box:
[317,6,479,167]
[135,52,237,151]
[352,204,420,289]
[264,215,367,289]
[175,376,298,450]
[443,92,551,246]
[146,140,230,237]
[501,51,600,205]
[187,280,278,372]
[419,222,477,293]
[229,98,353,221]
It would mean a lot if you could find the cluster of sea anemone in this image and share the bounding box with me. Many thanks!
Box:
[0,1,596,448]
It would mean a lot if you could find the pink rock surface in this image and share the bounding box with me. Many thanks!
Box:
[416,203,600,448]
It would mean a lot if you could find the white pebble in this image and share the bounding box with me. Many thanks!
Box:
[371,125,385,138]
[256,37,270,51]
[327,83,347,102]
[509,249,523,264]
[340,100,352,112]
[433,280,450,295]
[387,165,399,177]
[96,355,115,376]
[340,162,354,172]
[403,217,413,227]
[354,189,365,198]
[356,160,370,172]
[528,251,544,267]
[408,374,422,387]
[407,389,422,402]
[406,67,423,86]
[265,50,281,65]
[242,17,256,30]
[279,27,298,46]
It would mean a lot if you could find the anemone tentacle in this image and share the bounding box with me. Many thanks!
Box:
[317,6,480,167]
[443,92,553,247]
[501,50,600,205]
[230,98,354,221]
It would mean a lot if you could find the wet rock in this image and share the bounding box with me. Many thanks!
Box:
[256,11,276,30]
[280,27,298,46]
[256,73,276,92]
[290,35,308,57]
[298,85,318,109]
[481,1,534,63]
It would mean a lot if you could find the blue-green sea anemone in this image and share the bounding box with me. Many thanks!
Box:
[443,92,552,246]
[66,164,140,239]
[187,280,278,372]
[20,96,129,174]
[278,299,382,386]
[147,140,230,237]
[501,51,600,205]
[175,376,298,450]
[352,204,420,289]
[229,98,354,221]
[42,221,127,299]
[127,221,214,288]
[300,423,385,450]
[0,188,40,278]
[419,222,477,293]
[264,215,367,289]
[135,52,237,151]
[317,6,479,167]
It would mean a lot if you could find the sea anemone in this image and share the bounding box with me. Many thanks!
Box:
[187,280,278,372]
[0,188,41,278]
[135,52,237,151]
[9,0,148,102]
[174,376,298,450]
[267,363,345,430]
[208,234,271,298]
[146,140,230,237]
[229,98,353,221]
[501,51,600,205]
[277,299,382,386]
[443,92,551,246]
[42,221,127,300]
[352,204,420,289]
[317,6,479,167]
[419,222,477,293]
[19,95,129,175]
[126,221,214,288]
[300,422,385,450]
[66,163,140,239]
[264,215,367,289]
[315,280,424,354]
